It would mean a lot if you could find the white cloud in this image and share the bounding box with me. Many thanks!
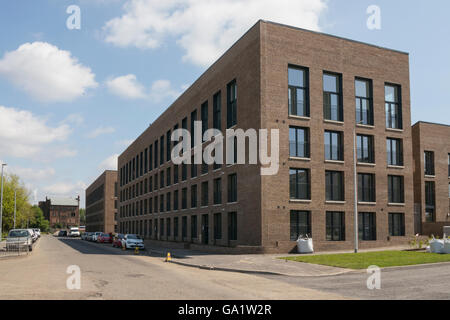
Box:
[8,166,55,181]
[86,126,116,138]
[63,113,84,126]
[115,139,134,147]
[99,154,119,171]
[43,181,87,196]
[149,79,180,102]
[0,105,71,158]
[0,42,98,102]
[106,74,146,99]
[103,0,327,67]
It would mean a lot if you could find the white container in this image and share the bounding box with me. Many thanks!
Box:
[297,238,314,254]
[443,240,450,254]
[429,239,444,254]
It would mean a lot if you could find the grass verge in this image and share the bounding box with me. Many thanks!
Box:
[281,251,450,269]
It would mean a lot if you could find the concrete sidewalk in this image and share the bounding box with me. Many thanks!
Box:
[144,243,412,277]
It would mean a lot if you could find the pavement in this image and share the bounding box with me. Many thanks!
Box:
[143,243,413,277]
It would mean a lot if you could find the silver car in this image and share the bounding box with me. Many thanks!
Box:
[6,229,33,252]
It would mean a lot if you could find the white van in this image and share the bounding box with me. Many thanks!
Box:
[68,227,80,237]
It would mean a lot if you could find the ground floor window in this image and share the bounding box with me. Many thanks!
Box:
[389,213,405,236]
[358,212,376,241]
[174,217,179,238]
[228,212,237,241]
[160,218,165,236]
[167,218,171,237]
[290,211,311,240]
[214,213,222,240]
[191,215,198,239]
[326,211,345,241]
[182,216,187,238]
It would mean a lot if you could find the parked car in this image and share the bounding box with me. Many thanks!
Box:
[91,232,102,242]
[68,227,80,237]
[6,229,33,252]
[112,234,125,248]
[121,234,145,250]
[32,228,41,238]
[97,233,112,243]
[86,232,95,241]
[58,230,68,237]
[27,229,38,242]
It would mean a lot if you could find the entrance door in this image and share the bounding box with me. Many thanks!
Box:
[201,214,209,245]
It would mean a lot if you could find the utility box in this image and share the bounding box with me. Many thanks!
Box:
[444,226,450,238]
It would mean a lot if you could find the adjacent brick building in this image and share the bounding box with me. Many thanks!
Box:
[39,197,80,228]
[117,20,413,252]
[85,170,118,233]
[412,122,450,237]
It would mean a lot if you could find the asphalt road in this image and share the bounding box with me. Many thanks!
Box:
[0,235,343,300]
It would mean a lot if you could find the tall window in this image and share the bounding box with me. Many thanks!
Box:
[166,130,171,162]
[174,190,179,211]
[387,138,403,166]
[326,211,345,241]
[144,148,148,173]
[160,194,164,212]
[357,134,374,163]
[174,165,179,184]
[448,154,450,177]
[154,140,158,169]
[214,213,222,240]
[228,212,237,241]
[174,217,178,238]
[201,101,208,136]
[425,181,435,222]
[388,175,404,204]
[166,192,171,212]
[182,163,187,181]
[213,91,222,130]
[201,181,208,207]
[149,144,153,171]
[289,169,310,200]
[289,127,310,158]
[191,109,197,147]
[160,219,164,236]
[424,151,435,176]
[166,167,171,186]
[358,173,376,203]
[323,73,343,122]
[389,213,405,236]
[359,212,376,241]
[324,131,343,161]
[191,155,197,178]
[288,66,309,117]
[214,178,222,205]
[355,78,373,125]
[227,174,237,203]
[182,216,187,238]
[191,185,197,208]
[385,84,402,129]
[160,135,164,165]
[325,171,344,201]
[191,215,198,239]
[290,211,311,240]
[160,170,164,189]
[181,188,187,209]
[227,80,237,128]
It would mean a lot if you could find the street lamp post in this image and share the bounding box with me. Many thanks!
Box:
[14,189,17,229]
[353,129,359,253]
[0,163,7,242]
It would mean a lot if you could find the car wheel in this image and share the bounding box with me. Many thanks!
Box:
[29,245,33,252]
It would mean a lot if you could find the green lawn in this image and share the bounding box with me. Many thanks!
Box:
[281,251,450,269]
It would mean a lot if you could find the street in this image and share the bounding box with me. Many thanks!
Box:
[1,235,449,300]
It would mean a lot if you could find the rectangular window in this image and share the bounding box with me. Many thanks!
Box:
[214,213,222,240]
[288,66,309,117]
[166,130,171,162]
[389,213,405,236]
[228,212,237,241]
[227,80,237,128]
[182,188,187,209]
[191,215,198,239]
[324,130,343,161]
[182,163,187,181]
[201,101,208,137]
[357,134,374,164]
[149,176,153,192]
[174,165,179,184]
[213,91,221,130]
[289,169,310,200]
[325,171,344,201]
[159,194,164,212]
[191,185,197,208]
[144,148,148,173]
[201,160,208,175]
[154,195,158,213]
[323,72,343,122]
[191,155,197,178]
[358,173,376,203]
[289,127,310,158]
[214,178,222,205]
[387,138,403,166]
[166,218,171,237]
[385,84,402,129]
[149,144,153,171]
[182,216,187,238]
[424,151,435,176]
[154,140,158,169]
[174,190,179,211]
[166,192,171,212]
[290,211,311,240]
[191,109,197,147]
[355,78,373,125]
[359,212,376,241]
[201,181,208,207]
[388,175,404,204]
[174,217,179,238]
[160,135,164,165]
[326,211,345,241]
[227,173,237,203]
[425,181,436,222]
[166,167,171,186]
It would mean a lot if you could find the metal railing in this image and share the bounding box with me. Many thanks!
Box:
[0,240,31,258]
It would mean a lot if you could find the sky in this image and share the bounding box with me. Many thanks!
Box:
[0,0,448,208]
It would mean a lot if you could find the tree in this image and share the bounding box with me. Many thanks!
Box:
[29,205,49,232]
[79,208,86,225]
[1,174,32,232]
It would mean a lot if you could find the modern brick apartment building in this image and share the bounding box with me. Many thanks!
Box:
[412,122,450,237]
[39,197,80,228]
[85,170,118,233]
[117,20,413,252]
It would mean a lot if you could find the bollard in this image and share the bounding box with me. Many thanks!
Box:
[165,252,172,262]
[134,246,139,255]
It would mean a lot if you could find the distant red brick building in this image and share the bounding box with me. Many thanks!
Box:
[39,197,80,228]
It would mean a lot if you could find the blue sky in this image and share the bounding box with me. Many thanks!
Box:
[0,0,448,207]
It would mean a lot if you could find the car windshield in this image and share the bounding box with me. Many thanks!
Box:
[9,230,29,237]
[127,234,138,239]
